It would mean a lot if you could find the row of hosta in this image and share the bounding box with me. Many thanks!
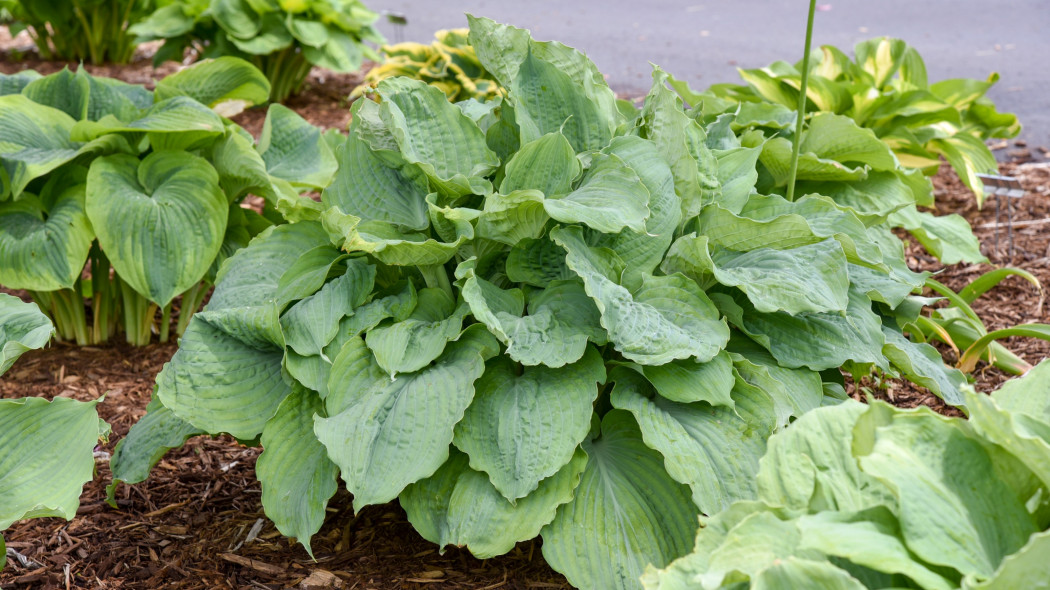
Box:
[0,0,153,64]
[109,17,980,590]
[646,359,1050,589]
[683,37,1020,206]
[0,294,108,572]
[0,58,338,345]
[132,0,385,101]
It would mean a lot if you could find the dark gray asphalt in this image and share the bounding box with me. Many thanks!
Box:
[370,0,1049,154]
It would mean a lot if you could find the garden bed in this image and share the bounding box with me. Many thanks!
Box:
[2,26,1049,590]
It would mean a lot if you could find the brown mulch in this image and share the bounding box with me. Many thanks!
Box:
[3,23,1050,590]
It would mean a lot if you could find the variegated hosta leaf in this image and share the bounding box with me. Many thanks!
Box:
[316,326,499,511]
[664,235,850,315]
[610,368,776,514]
[376,77,499,197]
[0,294,53,376]
[154,57,271,115]
[259,104,337,190]
[453,349,604,501]
[401,448,587,559]
[0,95,80,198]
[0,396,105,529]
[365,288,470,376]
[86,151,228,307]
[540,410,698,590]
[553,226,729,366]
[257,386,338,557]
[544,150,651,234]
[0,186,93,291]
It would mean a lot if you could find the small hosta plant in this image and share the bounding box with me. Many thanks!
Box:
[682,37,1020,206]
[0,294,109,572]
[131,0,385,102]
[0,58,338,345]
[352,28,502,103]
[645,359,1050,589]
[112,17,974,590]
[0,0,155,64]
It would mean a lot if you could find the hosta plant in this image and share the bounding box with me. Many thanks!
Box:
[111,17,974,590]
[0,294,109,571]
[682,37,1020,206]
[131,0,385,102]
[645,358,1050,589]
[0,0,155,64]
[0,58,338,345]
[351,28,502,103]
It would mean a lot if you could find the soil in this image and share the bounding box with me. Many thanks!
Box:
[2,25,1050,590]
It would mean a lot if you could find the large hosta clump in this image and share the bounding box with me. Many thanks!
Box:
[113,17,971,590]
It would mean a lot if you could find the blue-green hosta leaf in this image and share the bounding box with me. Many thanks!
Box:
[857,405,1037,578]
[963,530,1050,590]
[730,342,825,428]
[157,315,292,440]
[280,260,375,357]
[0,70,41,96]
[21,67,90,120]
[453,349,604,501]
[499,132,580,196]
[0,294,53,376]
[540,410,699,590]
[588,136,680,290]
[273,244,347,306]
[0,187,93,291]
[365,288,470,376]
[760,136,870,187]
[85,76,153,121]
[752,558,868,590]
[881,328,969,407]
[713,288,887,371]
[627,351,735,407]
[73,97,225,149]
[990,359,1050,421]
[259,104,338,190]
[966,387,1050,492]
[554,226,729,366]
[324,208,472,267]
[664,235,849,314]
[801,113,899,170]
[211,0,262,39]
[107,395,203,505]
[86,152,228,307]
[797,170,918,221]
[316,326,499,511]
[155,57,269,116]
[0,95,81,198]
[376,77,498,197]
[401,448,587,559]
[712,145,762,213]
[756,402,892,513]
[257,386,338,557]
[0,397,105,529]
[475,189,549,245]
[889,205,986,265]
[303,30,365,72]
[321,112,429,232]
[847,263,918,308]
[611,368,776,515]
[505,236,576,287]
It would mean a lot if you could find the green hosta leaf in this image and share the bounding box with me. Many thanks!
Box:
[752,558,868,590]
[21,67,90,120]
[401,448,587,559]
[857,405,1037,578]
[157,315,292,440]
[365,288,470,376]
[376,77,498,196]
[211,0,262,39]
[316,326,499,511]
[106,395,203,505]
[889,205,986,264]
[475,189,549,245]
[990,359,1050,421]
[760,137,869,186]
[321,112,429,231]
[966,388,1050,492]
[0,186,93,291]
[280,260,375,357]
[0,396,104,529]
[324,210,471,267]
[257,386,338,557]
[499,132,580,196]
[0,94,81,197]
[259,104,338,190]
[155,57,271,116]
[76,96,225,146]
[453,349,604,501]
[505,236,576,287]
[553,226,729,366]
[227,13,294,55]
[628,351,735,407]
[273,244,347,306]
[927,134,998,206]
[86,151,228,307]
[610,368,776,514]
[731,343,825,428]
[210,130,275,203]
[713,287,887,372]
[712,145,762,212]
[963,530,1050,590]
[0,294,53,376]
[796,170,920,221]
[0,70,41,96]
[303,30,365,72]
[881,327,969,407]
[664,235,849,314]
[801,113,899,170]
[540,410,698,590]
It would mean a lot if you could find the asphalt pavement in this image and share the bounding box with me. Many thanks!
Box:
[369,0,1049,156]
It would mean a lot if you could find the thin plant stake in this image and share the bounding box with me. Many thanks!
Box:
[786,0,818,201]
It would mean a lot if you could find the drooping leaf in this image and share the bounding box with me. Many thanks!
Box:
[0,186,93,291]
[0,294,53,376]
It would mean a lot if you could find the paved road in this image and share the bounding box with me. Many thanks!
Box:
[371,0,1049,156]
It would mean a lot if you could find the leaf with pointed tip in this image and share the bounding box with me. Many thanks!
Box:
[963,530,1050,590]
[505,237,576,287]
[0,186,93,291]
[882,327,969,407]
[0,95,82,198]
[544,150,650,234]
[453,349,604,501]
[402,448,587,559]
[499,132,580,196]
[280,260,375,357]
[316,326,499,511]
[365,288,470,376]
[730,343,825,428]
[21,67,90,120]
[0,294,53,376]
[889,205,986,265]
[628,351,735,407]
[155,57,270,115]
[966,387,1050,492]
[475,190,549,245]
[540,410,698,590]
[259,104,338,190]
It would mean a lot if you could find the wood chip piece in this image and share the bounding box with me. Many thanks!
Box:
[220,553,286,576]
[300,569,343,589]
